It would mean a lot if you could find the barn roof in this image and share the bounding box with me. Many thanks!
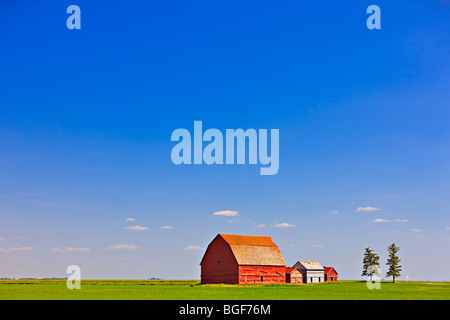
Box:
[218,233,286,266]
[220,234,277,246]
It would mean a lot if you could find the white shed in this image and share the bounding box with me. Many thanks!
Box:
[293,260,325,283]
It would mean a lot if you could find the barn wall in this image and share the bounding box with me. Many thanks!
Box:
[201,236,239,284]
[288,270,303,284]
[238,265,285,284]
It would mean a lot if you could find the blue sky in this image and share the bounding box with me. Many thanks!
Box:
[0,0,449,281]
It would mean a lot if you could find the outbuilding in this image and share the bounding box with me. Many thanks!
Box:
[293,260,325,283]
[285,267,303,284]
[324,266,338,282]
[200,233,286,284]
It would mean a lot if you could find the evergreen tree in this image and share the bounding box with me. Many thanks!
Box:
[386,242,402,283]
[362,247,380,281]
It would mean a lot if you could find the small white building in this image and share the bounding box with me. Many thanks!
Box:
[293,261,324,283]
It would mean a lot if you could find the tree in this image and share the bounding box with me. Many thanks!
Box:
[386,242,402,283]
[362,247,380,281]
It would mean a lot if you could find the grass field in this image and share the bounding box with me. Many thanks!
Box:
[0,280,449,300]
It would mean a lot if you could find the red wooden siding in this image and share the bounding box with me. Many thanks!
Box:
[285,267,303,284]
[323,267,338,282]
[238,265,285,284]
[200,234,286,285]
[200,235,239,284]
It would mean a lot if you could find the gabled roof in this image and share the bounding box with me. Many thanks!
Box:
[285,267,301,274]
[324,267,338,275]
[203,233,286,266]
[294,260,324,270]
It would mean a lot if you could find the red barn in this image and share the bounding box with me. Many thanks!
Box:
[200,233,286,284]
[323,267,338,282]
[285,267,303,284]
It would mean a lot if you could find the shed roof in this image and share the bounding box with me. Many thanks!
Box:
[294,260,324,270]
[324,267,338,275]
[218,233,286,266]
[285,267,301,274]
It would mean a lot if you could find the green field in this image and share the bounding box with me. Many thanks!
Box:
[0,280,449,300]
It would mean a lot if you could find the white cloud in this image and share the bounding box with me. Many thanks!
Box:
[274,222,295,228]
[355,206,383,212]
[51,247,91,252]
[213,210,239,217]
[370,218,408,223]
[185,245,202,250]
[329,210,339,215]
[411,229,424,232]
[107,244,139,250]
[371,218,390,223]
[125,218,136,221]
[446,227,450,231]
[160,226,173,230]
[124,225,149,230]
[254,224,266,228]
[312,244,324,248]
[0,246,32,253]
